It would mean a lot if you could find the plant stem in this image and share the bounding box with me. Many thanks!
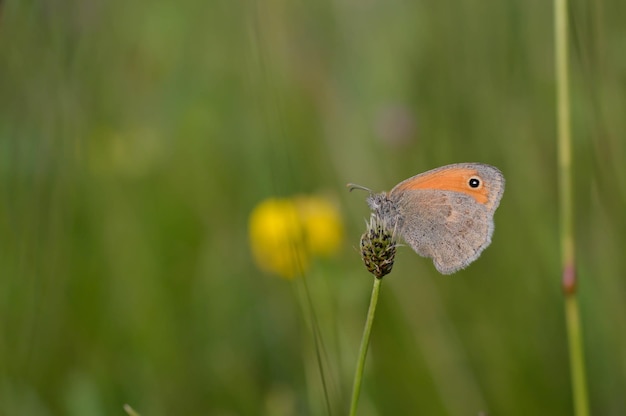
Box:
[123,404,141,416]
[349,277,382,416]
[565,294,589,416]
[555,0,590,415]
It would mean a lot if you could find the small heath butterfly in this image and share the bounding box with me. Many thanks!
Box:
[350,163,505,274]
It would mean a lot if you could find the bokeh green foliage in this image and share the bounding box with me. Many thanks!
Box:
[1,0,626,415]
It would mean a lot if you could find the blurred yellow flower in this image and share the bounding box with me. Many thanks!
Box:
[295,196,343,256]
[249,195,343,279]
[249,198,309,279]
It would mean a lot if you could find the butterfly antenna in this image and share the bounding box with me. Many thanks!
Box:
[346,183,372,193]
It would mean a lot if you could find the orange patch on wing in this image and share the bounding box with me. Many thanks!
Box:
[393,167,490,204]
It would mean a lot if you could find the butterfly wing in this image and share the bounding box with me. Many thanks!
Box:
[388,163,504,274]
[392,189,492,274]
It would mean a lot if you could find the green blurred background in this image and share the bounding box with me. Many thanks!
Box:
[1,0,625,415]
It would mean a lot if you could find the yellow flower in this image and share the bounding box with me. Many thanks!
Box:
[295,196,343,257]
[248,195,343,279]
[249,198,309,279]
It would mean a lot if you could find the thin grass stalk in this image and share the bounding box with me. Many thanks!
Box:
[554,0,590,415]
[123,404,141,416]
[348,277,382,416]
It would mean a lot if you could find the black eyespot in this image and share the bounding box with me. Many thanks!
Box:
[469,177,481,188]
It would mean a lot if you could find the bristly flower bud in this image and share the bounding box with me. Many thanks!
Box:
[360,213,397,279]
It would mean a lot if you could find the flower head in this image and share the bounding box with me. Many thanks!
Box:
[249,195,343,279]
[359,213,397,279]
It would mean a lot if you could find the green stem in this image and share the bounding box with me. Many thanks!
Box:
[565,295,590,416]
[349,277,382,416]
[555,0,590,415]
[123,404,141,416]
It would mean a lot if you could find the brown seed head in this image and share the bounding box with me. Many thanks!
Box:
[359,213,397,279]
